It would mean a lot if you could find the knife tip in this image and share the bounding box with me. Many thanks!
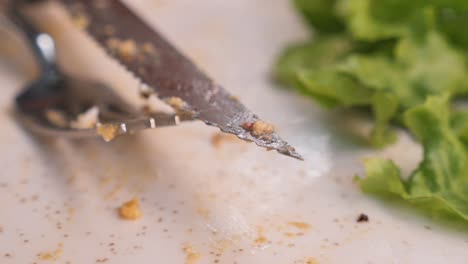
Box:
[278,145,304,161]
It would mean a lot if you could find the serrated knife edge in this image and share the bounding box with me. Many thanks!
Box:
[58,0,303,160]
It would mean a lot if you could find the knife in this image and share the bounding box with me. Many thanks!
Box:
[57,0,303,160]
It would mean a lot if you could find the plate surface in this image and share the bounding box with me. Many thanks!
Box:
[0,1,467,263]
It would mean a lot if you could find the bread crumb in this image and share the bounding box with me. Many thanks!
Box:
[97,123,119,142]
[306,258,318,264]
[118,40,137,61]
[254,227,268,244]
[70,106,99,129]
[106,38,137,61]
[45,109,68,128]
[254,235,267,244]
[210,132,239,148]
[119,198,142,220]
[182,244,200,264]
[196,207,210,219]
[38,244,63,261]
[242,120,275,136]
[106,38,120,50]
[164,97,185,110]
[72,14,89,29]
[356,213,369,223]
[288,222,310,230]
[142,43,156,55]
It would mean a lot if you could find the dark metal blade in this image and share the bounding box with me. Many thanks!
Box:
[58,0,302,160]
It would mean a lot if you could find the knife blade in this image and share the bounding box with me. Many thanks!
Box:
[57,0,303,160]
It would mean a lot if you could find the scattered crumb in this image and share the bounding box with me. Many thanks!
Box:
[306,258,318,264]
[72,14,89,29]
[252,121,275,136]
[242,120,275,136]
[118,40,137,61]
[97,123,120,142]
[210,132,239,148]
[288,222,310,230]
[70,106,99,129]
[284,232,304,237]
[254,227,268,245]
[182,244,201,264]
[142,42,156,55]
[38,244,63,261]
[356,213,369,223]
[96,258,109,263]
[45,109,68,128]
[229,95,240,101]
[118,198,142,220]
[196,207,210,219]
[164,97,185,110]
[106,38,137,61]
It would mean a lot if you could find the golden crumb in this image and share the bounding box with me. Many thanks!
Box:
[254,226,268,245]
[252,121,275,136]
[229,95,240,101]
[142,42,156,55]
[106,38,137,61]
[118,39,137,61]
[119,198,142,220]
[196,207,210,219]
[72,14,89,29]
[242,120,275,136]
[97,123,119,142]
[164,97,185,110]
[182,245,201,264]
[106,38,120,50]
[288,222,310,230]
[254,235,268,244]
[210,132,239,148]
[45,109,68,128]
[38,244,63,261]
[306,258,318,264]
[70,106,99,129]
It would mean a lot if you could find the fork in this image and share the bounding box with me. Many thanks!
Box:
[10,0,192,140]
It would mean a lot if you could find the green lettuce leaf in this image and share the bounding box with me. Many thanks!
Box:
[281,30,468,147]
[274,35,355,87]
[360,96,468,220]
[276,0,468,222]
[293,0,344,33]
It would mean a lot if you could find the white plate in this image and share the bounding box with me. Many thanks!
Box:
[0,1,467,263]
